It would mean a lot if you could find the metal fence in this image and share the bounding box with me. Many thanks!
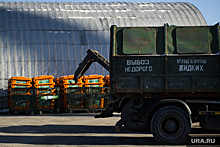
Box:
[6,87,111,114]
[65,87,111,113]
[9,87,60,114]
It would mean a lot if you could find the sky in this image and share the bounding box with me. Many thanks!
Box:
[1,0,219,25]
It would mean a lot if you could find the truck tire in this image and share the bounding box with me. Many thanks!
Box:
[121,102,147,131]
[151,106,191,144]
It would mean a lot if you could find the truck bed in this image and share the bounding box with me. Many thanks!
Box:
[110,24,220,97]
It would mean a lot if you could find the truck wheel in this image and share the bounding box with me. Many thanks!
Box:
[121,102,147,131]
[151,106,191,144]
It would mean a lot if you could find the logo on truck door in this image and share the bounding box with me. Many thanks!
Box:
[125,59,153,72]
[177,59,206,72]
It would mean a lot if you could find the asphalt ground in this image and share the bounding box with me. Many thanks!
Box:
[0,113,219,147]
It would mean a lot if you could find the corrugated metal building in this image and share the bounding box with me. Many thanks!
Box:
[0,2,207,108]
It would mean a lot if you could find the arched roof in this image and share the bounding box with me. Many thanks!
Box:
[0,2,206,30]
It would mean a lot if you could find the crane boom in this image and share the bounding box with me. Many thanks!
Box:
[73,49,110,83]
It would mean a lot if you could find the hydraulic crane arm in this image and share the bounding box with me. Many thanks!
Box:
[73,49,110,83]
[73,49,115,119]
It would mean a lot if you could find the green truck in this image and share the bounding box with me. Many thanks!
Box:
[74,23,220,144]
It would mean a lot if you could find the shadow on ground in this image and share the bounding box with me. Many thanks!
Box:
[0,125,156,145]
[0,135,156,145]
[0,125,219,145]
[0,125,142,134]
